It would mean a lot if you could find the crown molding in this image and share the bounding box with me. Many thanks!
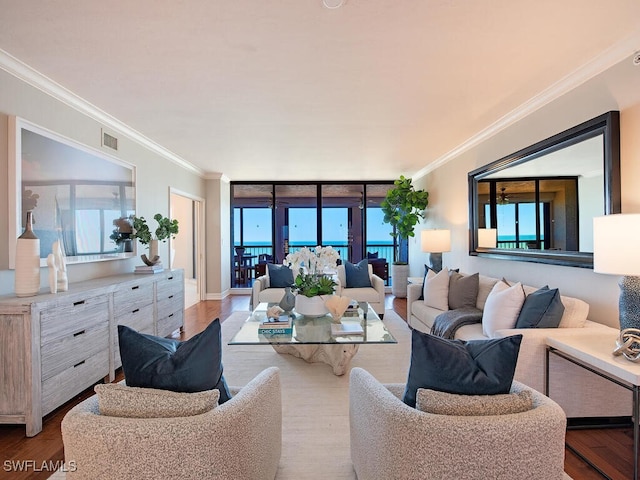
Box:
[0,49,204,177]
[413,30,640,180]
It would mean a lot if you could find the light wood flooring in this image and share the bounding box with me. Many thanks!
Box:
[0,295,633,480]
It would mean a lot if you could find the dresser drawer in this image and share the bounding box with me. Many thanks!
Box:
[41,323,109,382]
[156,271,184,299]
[115,303,155,333]
[41,348,110,416]
[157,309,184,338]
[113,281,154,317]
[40,294,109,345]
[157,290,184,317]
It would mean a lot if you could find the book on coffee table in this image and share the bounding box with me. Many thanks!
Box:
[259,316,293,335]
[331,322,364,336]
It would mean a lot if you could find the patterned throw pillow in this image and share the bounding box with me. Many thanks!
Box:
[416,388,532,416]
[95,383,219,418]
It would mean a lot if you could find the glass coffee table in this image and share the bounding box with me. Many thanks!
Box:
[229,302,397,375]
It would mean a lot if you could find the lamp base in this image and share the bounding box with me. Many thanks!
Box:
[619,276,640,331]
[429,253,443,273]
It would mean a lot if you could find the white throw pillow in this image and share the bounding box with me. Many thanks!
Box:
[482,280,525,338]
[423,267,450,311]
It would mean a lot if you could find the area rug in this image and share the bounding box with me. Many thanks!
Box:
[221,309,412,480]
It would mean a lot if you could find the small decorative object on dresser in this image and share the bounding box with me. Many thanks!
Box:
[14,210,40,297]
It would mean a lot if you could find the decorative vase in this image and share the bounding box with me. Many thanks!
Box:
[279,286,296,312]
[141,239,161,266]
[15,210,41,297]
[295,295,329,318]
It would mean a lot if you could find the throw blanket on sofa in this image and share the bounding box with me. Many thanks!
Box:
[430,307,483,339]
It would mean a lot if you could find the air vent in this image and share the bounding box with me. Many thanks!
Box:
[102,130,118,151]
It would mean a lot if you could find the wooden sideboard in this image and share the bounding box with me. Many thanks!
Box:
[0,269,184,436]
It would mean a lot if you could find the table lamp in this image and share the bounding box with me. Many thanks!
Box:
[593,214,640,331]
[421,229,451,272]
[477,228,497,248]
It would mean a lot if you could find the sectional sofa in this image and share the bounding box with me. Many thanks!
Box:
[407,272,631,419]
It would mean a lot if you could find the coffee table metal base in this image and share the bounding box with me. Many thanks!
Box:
[272,343,359,376]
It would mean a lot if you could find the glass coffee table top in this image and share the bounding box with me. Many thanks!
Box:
[228,302,397,345]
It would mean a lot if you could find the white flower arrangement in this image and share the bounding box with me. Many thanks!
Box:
[284,246,340,275]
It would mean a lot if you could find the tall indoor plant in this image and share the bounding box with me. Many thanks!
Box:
[380,176,429,297]
[132,213,179,266]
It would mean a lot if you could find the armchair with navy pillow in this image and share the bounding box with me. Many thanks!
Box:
[336,259,385,318]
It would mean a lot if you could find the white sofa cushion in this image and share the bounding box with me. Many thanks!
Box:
[482,280,526,338]
[558,295,590,328]
[422,268,449,311]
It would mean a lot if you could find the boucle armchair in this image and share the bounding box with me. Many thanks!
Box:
[62,367,282,480]
[349,367,567,480]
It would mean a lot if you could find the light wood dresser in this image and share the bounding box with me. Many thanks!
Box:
[0,269,184,436]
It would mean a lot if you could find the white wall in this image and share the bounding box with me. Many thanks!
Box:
[411,53,640,328]
[0,69,206,296]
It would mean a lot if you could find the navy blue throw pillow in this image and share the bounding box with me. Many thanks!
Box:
[402,330,522,408]
[118,318,231,403]
[345,259,371,288]
[267,263,294,288]
[515,286,565,329]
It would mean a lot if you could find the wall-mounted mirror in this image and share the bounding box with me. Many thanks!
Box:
[9,117,137,268]
[468,111,620,268]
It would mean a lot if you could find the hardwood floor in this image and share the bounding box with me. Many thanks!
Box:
[0,294,632,480]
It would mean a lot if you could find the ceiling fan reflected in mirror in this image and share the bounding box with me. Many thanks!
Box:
[497,187,510,205]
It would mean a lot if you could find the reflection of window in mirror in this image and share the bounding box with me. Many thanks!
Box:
[479,178,580,251]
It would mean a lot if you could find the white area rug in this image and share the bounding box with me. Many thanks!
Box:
[221,309,411,480]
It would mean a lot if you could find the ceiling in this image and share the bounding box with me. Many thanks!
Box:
[1,1,639,181]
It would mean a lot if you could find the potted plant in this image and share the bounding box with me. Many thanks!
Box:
[131,213,179,265]
[284,246,339,317]
[380,176,429,297]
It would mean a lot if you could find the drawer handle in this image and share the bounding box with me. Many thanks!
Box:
[168,295,174,299]
[168,313,174,318]
[73,330,86,337]
[73,300,85,306]
[168,276,174,280]
[73,360,85,368]
[132,308,140,314]
[132,285,140,290]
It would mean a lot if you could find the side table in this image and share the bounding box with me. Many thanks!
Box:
[545,332,640,480]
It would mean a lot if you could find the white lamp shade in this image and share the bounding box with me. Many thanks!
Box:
[421,229,451,253]
[593,214,640,276]
[477,228,497,248]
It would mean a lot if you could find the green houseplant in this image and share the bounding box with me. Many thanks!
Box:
[132,213,179,265]
[380,176,429,297]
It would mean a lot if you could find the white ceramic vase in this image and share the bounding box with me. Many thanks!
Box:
[295,295,329,318]
[15,210,41,297]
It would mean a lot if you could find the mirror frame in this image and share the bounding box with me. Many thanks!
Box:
[8,116,137,268]
[468,111,620,268]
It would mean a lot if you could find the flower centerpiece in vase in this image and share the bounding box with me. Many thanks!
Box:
[284,246,339,317]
